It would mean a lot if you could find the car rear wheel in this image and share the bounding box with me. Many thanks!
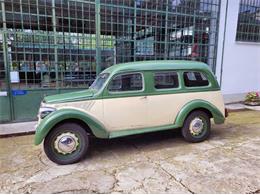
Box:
[44,123,89,165]
[181,110,211,143]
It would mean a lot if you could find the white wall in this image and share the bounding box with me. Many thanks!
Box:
[216,0,260,103]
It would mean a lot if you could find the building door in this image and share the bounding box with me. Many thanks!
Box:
[0,32,12,122]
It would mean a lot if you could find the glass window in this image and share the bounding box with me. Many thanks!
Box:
[236,0,260,42]
[108,73,143,92]
[89,73,109,91]
[154,72,179,89]
[183,71,209,87]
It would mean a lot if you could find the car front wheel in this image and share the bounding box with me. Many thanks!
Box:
[43,123,89,165]
[181,110,211,143]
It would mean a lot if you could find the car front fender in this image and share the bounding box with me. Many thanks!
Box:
[34,108,109,145]
[174,99,225,126]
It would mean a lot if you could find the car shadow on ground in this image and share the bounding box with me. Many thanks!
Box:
[84,126,228,159]
[92,127,182,146]
[86,128,182,156]
[82,122,236,160]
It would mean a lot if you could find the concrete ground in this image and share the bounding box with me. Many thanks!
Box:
[0,111,260,193]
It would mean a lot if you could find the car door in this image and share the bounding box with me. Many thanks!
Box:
[103,72,148,132]
[147,71,181,127]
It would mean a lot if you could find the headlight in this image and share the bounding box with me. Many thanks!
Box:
[39,107,56,119]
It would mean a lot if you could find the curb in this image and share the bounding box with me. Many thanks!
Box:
[0,121,37,138]
[226,108,249,113]
[0,131,35,138]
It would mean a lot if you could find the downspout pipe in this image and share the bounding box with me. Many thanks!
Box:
[220,0,229,87]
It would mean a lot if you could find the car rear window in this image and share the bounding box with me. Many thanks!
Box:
[183,71,209,87]
[154,72,179,89]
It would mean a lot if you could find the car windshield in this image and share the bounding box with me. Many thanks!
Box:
[89,73,110,91]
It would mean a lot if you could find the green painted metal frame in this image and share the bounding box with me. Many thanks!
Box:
[1,1,14,120]
[51,0,59,88]
[95,0,101,75]
[164,0,169,59]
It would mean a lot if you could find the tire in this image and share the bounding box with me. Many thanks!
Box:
[181,110,211,143]
[44,123,89,165]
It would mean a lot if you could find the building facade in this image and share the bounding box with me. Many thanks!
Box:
[215,0,260,103]
[0,0,259,122]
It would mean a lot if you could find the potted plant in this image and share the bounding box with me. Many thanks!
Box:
[244,92,260,106]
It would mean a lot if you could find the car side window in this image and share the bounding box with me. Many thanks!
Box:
[183,71,209,87]
[108,73,143,92]
[154,71,179,89]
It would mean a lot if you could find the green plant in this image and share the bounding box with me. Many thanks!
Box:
[245,92,260,105]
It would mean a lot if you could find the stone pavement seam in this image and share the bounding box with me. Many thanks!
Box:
[154,161,194,194]
[129,141,194,193]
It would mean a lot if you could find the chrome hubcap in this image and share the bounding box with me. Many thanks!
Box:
[54,132,79,155]
[189,117,204,136]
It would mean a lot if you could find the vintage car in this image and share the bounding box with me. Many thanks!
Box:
[35,60,227,164]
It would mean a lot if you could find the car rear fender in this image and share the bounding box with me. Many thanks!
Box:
[174,99,225,126]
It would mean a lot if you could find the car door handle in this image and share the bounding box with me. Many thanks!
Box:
[140,96,147,100]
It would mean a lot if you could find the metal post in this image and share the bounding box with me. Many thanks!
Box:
[192,6,196,58]
[52,0,59,88]
[95,0,101,75]
[1,1,14,120]
[133,1,137,61]
[164,0,169,59]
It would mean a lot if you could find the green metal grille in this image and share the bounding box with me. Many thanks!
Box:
[236,0,260,42]
[0,0,220,90]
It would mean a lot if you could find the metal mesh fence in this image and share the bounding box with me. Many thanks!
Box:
[0,0,220,90]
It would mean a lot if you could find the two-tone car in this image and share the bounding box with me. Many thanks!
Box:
[35,60,227,165]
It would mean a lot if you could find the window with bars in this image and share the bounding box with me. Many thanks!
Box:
[236,0,260,42]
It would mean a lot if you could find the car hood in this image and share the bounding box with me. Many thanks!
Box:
[43,89,96,104]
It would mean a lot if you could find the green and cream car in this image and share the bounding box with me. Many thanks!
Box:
[35,60,227,165]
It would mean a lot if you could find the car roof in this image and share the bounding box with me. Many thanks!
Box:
[102,60,212,74]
